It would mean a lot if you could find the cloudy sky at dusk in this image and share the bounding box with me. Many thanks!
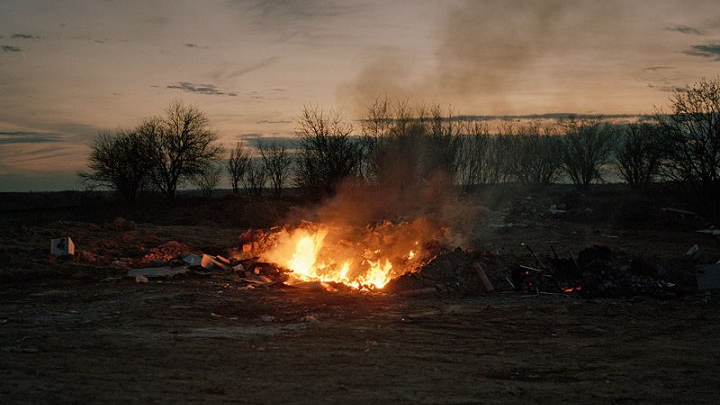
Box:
[1,0,719,191]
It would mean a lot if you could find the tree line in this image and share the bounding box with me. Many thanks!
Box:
[81,78,720,216]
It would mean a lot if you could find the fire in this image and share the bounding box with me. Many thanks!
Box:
[286,229,327,280]
[358,259,393,289]
[260,221,440,290]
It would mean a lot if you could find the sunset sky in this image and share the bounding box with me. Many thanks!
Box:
[1,0,719,191]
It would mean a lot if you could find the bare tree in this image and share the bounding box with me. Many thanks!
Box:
[361,98,464,187]
[504,122,562,188]
[456,121,491,189]
[657,77,720,215]
[147,101,224,199]
[79,128,155,202]
[558,117,616,188]
[613,123,665,187]
[484,135,516,185]
[258,140,293,195]
[294,105,363,196]
[192,165,222,198]
[226,142,251,194]
[243,159,267,195]
[424,104,465,180]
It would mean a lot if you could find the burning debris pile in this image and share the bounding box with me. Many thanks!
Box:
[45,217,682,299]
[242,221,679,298]
[109,222,680,299]
[243,219,448,290]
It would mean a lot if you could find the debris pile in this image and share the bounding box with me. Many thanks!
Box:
[384,249,499,295]
[512,245,678,298]
[46,223,697,299]
[384,244,680,298]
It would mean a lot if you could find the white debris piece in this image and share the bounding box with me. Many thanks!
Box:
[50,237,75,256]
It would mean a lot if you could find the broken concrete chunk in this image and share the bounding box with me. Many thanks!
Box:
[50,237,75,256]
[127,266,189,278]
[686,244,700,257]
[697,264,720,291]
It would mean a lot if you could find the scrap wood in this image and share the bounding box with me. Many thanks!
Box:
[473,262,495,293]
[519,264,543,273]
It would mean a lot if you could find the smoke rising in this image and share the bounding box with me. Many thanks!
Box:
[289,101,485,248]
[338,0,716,116]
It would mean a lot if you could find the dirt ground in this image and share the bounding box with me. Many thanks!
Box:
[2,186,720,404]
[2,278,720,405]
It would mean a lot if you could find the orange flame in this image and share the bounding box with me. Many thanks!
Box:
[261,224,433,290]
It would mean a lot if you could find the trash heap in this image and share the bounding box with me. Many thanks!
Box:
[116,241,681,298]
[385,245,680,298]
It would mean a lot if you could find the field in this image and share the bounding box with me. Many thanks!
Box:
[1,185,720,404]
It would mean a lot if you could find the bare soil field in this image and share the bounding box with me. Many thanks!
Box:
[1,186,720,404]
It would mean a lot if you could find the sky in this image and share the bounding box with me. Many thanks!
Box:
[1,0,719,191]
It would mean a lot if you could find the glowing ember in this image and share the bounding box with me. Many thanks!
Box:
[260,221,440,290]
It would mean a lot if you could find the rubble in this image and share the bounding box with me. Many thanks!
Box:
[535,245,678,298]
[384,249,497,295]
[382,244,679,299]
[76,224,690,299]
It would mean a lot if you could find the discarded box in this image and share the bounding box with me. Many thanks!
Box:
[50,237,75,256]
[697,264,720,291]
